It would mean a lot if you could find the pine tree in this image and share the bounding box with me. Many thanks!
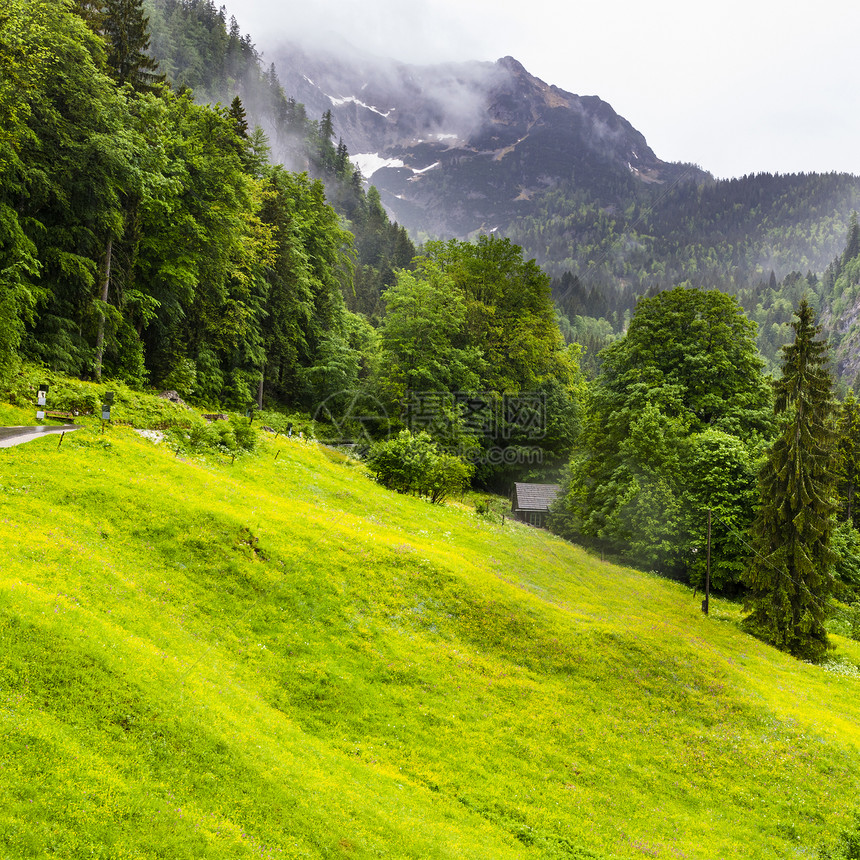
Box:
[319,109,334,141]
[843,211,860,266]
[228,95,248,138]
[744,297,838,661]
[101,0,164,92]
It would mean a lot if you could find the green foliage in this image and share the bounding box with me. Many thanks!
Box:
[99,0,165,91]
[830,521,860,603]
[827,599,860,643]
[169,413,258,456]
[144,0,411,293]
[836,391,860,532]
[0,0,392,418]
[377,236,583,486]
[161,356,196,397]
[745,298,839,661]
[0,0,43,381]
[379,265,478,396]
[1,362,203,429]
[367,429,473,503]
[682,429,759,591]
[2,0,143,377]
[259,167,355,407]
[818,811,860,859]
[556,286,771,580]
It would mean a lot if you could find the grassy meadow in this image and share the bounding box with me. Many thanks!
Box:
[1,386,860,858]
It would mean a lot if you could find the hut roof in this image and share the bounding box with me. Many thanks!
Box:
[512,482,561,512]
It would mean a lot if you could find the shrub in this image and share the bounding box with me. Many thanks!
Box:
[366,430,473,503]
[419,452,473,504]
[168,414,258,456]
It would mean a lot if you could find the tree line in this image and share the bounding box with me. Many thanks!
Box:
[549,265,860,660]
[0,0,413,413]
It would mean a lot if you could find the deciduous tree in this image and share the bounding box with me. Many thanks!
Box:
[554,286,772,578]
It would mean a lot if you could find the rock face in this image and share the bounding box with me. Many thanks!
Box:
[272,41,705,237]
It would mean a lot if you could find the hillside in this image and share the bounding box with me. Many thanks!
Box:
[2,386,860,858]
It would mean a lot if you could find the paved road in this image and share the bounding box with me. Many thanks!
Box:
[0,425,82,448]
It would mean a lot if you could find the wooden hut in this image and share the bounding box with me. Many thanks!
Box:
[510,482,561,528]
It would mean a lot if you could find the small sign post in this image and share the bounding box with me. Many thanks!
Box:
[101,391,115,431]
[36,383,49,420]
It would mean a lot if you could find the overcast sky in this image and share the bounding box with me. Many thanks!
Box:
[225,0,860,179]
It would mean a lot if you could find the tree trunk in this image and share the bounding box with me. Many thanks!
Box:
[93,235,113,382]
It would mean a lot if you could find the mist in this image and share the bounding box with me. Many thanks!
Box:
[223,0,860,180]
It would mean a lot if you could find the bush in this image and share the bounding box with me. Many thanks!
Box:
[420,452,472,504]
[168,414,258,456]
[366,430,473,503]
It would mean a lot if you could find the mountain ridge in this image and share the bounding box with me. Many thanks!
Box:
[270,40,706,237]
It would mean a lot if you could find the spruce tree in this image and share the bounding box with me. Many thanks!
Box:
[744,297,838,661]
[842,212,860,266]
[228,96,249,139]
[101,0,163,92]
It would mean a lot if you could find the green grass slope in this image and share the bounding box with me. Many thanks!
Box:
[2,399,860,859]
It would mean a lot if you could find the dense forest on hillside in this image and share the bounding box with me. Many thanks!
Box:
[0,0,417,408]
[143,0,415,322]
[552,214,860,383]
[518,172,860,288]
[0,0,579,486]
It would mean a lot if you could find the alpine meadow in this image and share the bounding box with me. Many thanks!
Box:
[3,1,860,858]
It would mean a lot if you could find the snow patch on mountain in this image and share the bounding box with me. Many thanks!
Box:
[328,95,394,118]
[352,153,406,177]
[410,162,440,177]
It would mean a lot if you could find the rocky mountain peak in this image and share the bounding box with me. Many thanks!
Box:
[271,41,705,237]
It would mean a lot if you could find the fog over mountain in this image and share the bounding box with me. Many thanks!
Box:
[271,39,705,238]
[231,0,860,180]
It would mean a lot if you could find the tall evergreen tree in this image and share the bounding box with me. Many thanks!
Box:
[842,211,860,266]
[101,0,164,91]
[228,96,249,139]
[744,298,838,661]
